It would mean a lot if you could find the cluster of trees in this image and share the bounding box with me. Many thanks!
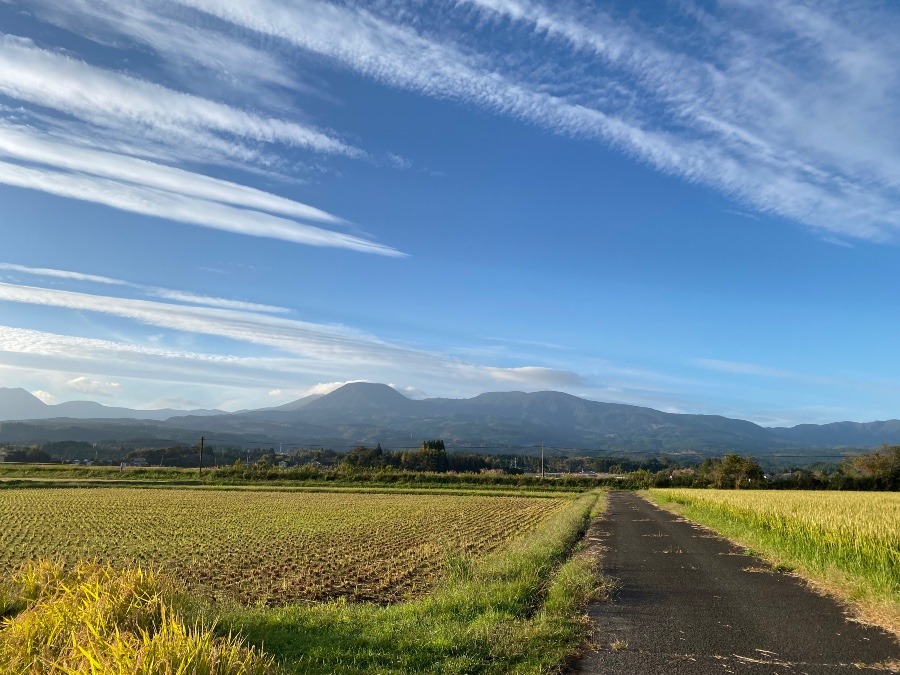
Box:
[2,446,56,464]
[341,441,511,474]
[652,454,764,488]
[126,445,206,468]
[842,444,900,490]
[649,446,900,491]
[769,444,900,491]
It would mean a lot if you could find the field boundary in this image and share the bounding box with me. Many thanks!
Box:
[0,477,579,498]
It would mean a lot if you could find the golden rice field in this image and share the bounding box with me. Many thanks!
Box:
[647,488,900,634]
[0,487,568,606]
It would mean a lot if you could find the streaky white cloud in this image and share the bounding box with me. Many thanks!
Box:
[147,290,291,314]
[144,396,211,410]
[0,326,335,398]
[458,0,900,240]
[66,375,121,396]
[0,262,293,314]
[0,34,357,157]
[0,160,403,255]
[0,262,125,286]
[484,366,587,387]
[0,281,434,366]
[0,319,699,414]
[174,0,900,241]
[0,100,285,173]
[24,0,307,95]
[0,123,343,224]
[0,283,608,400]
[170,0,658,143]
[0,325,295,371]
[692,358,833,385]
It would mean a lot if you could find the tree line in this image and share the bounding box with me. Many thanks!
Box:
[2,440,898,490]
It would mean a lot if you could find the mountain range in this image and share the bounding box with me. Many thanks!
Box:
[1,383,898,457]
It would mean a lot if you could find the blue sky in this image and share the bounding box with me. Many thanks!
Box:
[1,0,899,426]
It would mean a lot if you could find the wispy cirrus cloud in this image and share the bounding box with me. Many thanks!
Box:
[0,263,124,287]
[66,375,121,396]
[0,262,293,314]
[0,123,343,225]
[21,0,310,97]
[0,34,402,254]
[172,0,900,242]
[484,366,587,388]
[0,280,661,406]
[0,118,402,254]
[0,155,401,255]
[0,281,483,372]
[13,1,897,243]
[692,358,833,385]
[457,0,900,238]
[0,35,355,157]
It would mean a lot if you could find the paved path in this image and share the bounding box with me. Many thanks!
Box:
[577,491,898,674]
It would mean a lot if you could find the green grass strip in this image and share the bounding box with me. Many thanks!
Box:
[221,491,605,674]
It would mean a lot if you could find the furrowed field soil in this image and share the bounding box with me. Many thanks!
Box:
[0,487,568,605]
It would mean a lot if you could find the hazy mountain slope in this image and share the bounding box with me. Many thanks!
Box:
[3,382,897,454]
[0,388,48,420]
[0,388,224,421]
[772,420,900,446]
[227,384,783,452]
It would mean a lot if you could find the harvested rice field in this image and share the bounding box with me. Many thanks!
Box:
[0,487,568,605]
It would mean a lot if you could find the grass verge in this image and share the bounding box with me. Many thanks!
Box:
[222,490,606,674]
[644,489,900,640]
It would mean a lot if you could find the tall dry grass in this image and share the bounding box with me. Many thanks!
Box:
[0,560,275,674]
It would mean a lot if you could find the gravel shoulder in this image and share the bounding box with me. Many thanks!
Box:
[576,491,899,674]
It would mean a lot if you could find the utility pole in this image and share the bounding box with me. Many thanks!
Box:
[199,436,204,476]
[541,444,544,479]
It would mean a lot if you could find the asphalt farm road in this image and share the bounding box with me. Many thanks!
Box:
[576,491,899,674]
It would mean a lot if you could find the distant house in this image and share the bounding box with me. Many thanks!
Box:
[131,457,149,467]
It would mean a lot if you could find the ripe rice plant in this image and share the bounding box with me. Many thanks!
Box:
[0,560,275,674]
[646,489,900,636]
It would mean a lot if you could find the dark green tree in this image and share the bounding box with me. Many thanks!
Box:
[342,445,388,469]
[400,440,449,472]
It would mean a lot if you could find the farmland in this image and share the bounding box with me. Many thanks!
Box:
[646,488,900,635]
[0,487,570,605]
[0,484,604,673]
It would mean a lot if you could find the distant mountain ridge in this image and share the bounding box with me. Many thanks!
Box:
[1,383,899,454]
[0,388,225,421]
